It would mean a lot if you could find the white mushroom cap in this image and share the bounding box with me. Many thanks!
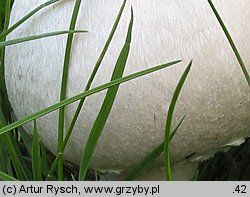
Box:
[5,0,250,179]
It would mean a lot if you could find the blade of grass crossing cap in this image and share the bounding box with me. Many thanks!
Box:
[164,61,192,181]
[208,0,250,86]
[78,7,134,181]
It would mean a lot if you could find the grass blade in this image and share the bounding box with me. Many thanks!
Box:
[47,0,128,180]
[127,143,164,181]
[0,117,32,180]
[11,113,33,156]
[62,0,127,160]
[0,60,181,136]
[0,108,8,172]
[46,154,62,180]
[0,171,17,181]
[32,120,42,181]
[6,159,14,178]
[0,0,62,40]
[0,137,8,172]
[0,30,86,48]
[164,61,192,181]
[40,142,50,179]
[0,0,12,122]
[208,0,250,86]
[1,0,11,34]
[125,115,186,181]
[0,2,5,33]
[57,0,82,181]
[18,127,33,156]
[78,7,134,181]
[1,133,26,180]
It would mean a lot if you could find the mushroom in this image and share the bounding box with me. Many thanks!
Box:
[5,0,250,180]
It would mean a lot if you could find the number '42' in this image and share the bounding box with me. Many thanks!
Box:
[234,185,247,194]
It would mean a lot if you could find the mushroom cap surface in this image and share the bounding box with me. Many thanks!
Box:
[5,0,250,175]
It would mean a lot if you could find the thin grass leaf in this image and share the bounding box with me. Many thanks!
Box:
[78,8,134,181]
[18,127,33,156]
[0,0,12,122]
[71,174,76,181]
[127,144,163,181]
[47,0,128,180]
[94,169,99,181]
[11,113,33,156]
[208,0,250,86]
[0,136,8,172]
[46,154,62,180]
[6,131,33,180]
[57,0,82,181]
[2,0,11,34]
[62,0,127,159]
[0,119,29,180]
[6,159,14,178]
[0,98,7,123]
[192,169,199,181]
[0,117,33,181]
[0,30,86,48]
[32,120,42,181]
[0,0,14,180]
[0,4,4,33]
[0,113,11,173]
[1,133,26,180]
[164,61,192,181]
[40,142,50,179]
[125,115,186,181]
[0,0,62,40]
[0,60,181,136]
[0,170,17,181]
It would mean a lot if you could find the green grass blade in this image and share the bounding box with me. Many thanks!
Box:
[32,120,42,181]
[63,0,127,159]
[18,127,33,156]
[57,0,82,181]
[125,115,186,181]
[84,0,127,91]
[0,2,5,33]
[127,144,164,181]
[1,133,25,180]
[6,159,14,178]
[7,132,33,180]
[46,154,62,180]
[78,7,134,181]
[0,60,181,136]
[0,136,8,172]
[0,30,86,48]
[192,169,199,181]
[11,113,33,156]
[0,0,62,40]
[40,142,50,179]
[0,120,32,180]
[0,118,29,180]
[0,171,17,181]
[48,0,127,179]
[2,0,11,34]
[208,0,250,86]
[0,108,8,171]
[170,115,186,139]
[164,61,192,181]
[0,0,12,122]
